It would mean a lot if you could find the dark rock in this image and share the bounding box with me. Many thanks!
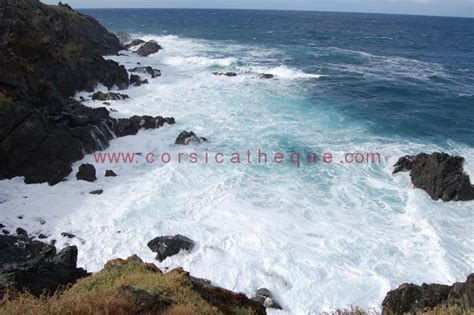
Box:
[91,91,129,101]
[17,215,23,219]
[136,41,162,56]
[89,189,103,195]
[38,234,48,239]
[0,1,158,185]
[393,152,474,201]
[187,271,266,315]
[128,66,162,78]
[124,39,145,50]
[103,102,111,106]
[16,227,28,239]
[114,116,175,137]
[0,233,88,298]
[213,72,238,77]
[130,74,149,86]
[116,32,132,45]
[0,223,4,228]
[147,235,195,262]
[105,170,117,177]
[2,230,10,235]
[259,73,274,79]
[61,232,75,239]
[382,273,474,315]
[175,131,208,145]
[76,163,96,182]
[252,288,283,309]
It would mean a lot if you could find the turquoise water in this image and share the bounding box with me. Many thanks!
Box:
[53,9,474,312]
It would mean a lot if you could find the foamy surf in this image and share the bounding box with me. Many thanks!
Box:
[1,26,473,315]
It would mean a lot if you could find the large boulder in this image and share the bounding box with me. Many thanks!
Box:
[382,273,474,315]
[393,152,474,201]
[0,233,88,298]
[147,235,195,262]
[136,41,162,56]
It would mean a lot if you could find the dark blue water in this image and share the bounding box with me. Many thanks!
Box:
[84,9,474,146]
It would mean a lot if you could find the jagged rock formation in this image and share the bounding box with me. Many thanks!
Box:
[393,152,474,201]
[382,273,474,314]
[0,0,174,185]
[0,231,88,298]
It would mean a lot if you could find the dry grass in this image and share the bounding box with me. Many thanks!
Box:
[0,261,252,315]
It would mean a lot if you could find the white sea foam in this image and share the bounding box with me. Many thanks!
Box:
[243,65,325,79]
[1,33,473,314]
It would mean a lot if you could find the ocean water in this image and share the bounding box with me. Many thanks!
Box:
[1,9,473,314]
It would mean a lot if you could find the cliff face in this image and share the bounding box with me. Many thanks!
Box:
[0,0,127,99]
[0,1,172,185]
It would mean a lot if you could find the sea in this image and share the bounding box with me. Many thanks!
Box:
[1,9,473,314]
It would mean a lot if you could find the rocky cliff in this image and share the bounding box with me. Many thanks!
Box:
[0,0,172,185]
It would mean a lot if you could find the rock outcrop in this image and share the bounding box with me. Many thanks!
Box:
[0,1,175,185]
[124,39,145,50]
[128,66,161,78]
[136,41,162,56]
[175,131,208,145]
[393,152,474,201]
[147,234,195,262]
[382,273,474,314]
[130,74,148,86]
[91,91,129,101]
[0,232,88,298]
[252,288,283,310]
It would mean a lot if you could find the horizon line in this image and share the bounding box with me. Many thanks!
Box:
[72,7,474,19]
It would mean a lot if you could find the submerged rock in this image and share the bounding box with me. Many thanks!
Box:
[89,189,103,195]
[393,152,474,201]
[136,41,162,56]
[129,66,162,78]
[76,164,97,182]
[124,39,145,50]
[91,91,129,101]
[252,288,283,309]
[130,74,149,86]
[259,73,274,79]
[213,72,238,77]
[175,131,208,145]
[0,233,88,298]
[147,235,195,262]
[382,273,474,315]
[61,232,76,239]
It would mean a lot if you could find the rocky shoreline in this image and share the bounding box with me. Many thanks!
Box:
[0,1,473,314]
[0,227,472,314]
